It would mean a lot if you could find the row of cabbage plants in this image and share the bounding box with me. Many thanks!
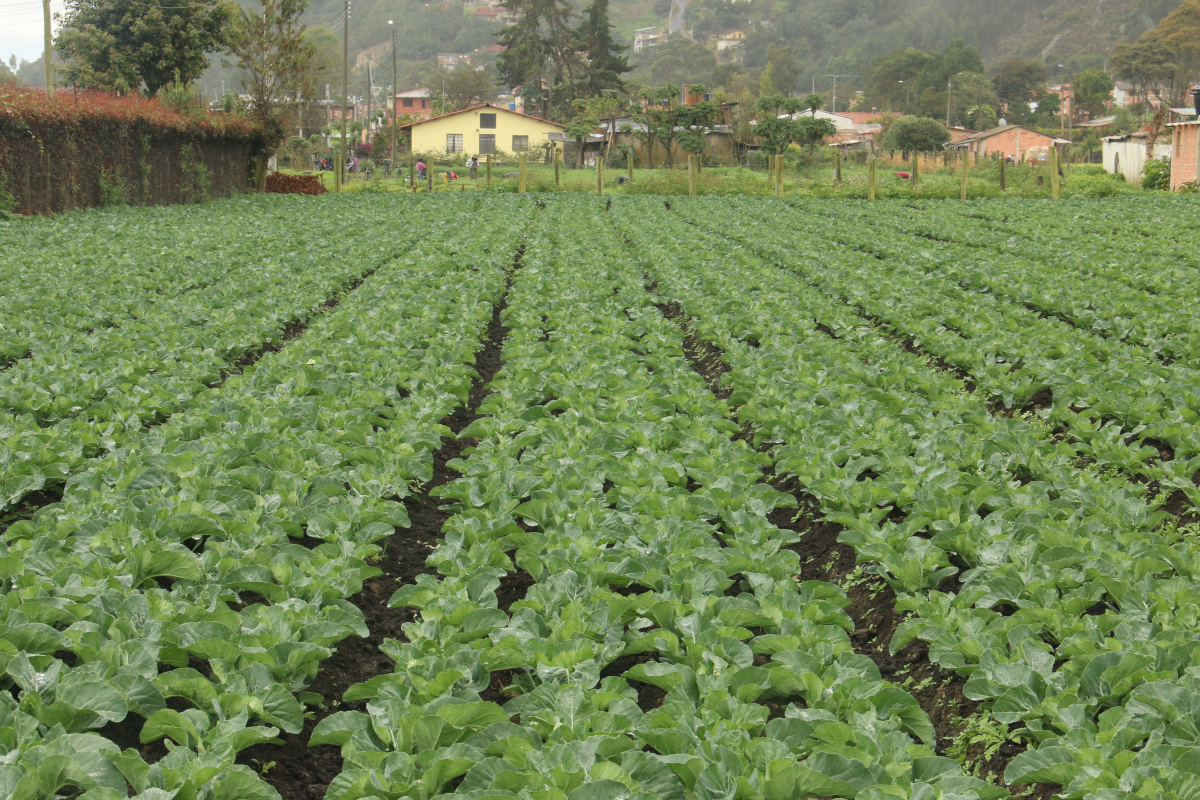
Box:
[1,195,429,514]
[682,199,1200,513]
[0,196,327,358]
[610,196,1200,799]
[805,200,1200,364]
[309,197,993,800]
[0,196,527,800]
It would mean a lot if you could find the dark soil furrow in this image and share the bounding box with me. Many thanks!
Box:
[211,262,386,389]
[236,241,525,800]
[1,352,31,371]
[640,279,1038,786]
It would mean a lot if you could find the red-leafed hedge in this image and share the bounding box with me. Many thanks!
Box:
[0,86,262,214]
[264,172,326,195]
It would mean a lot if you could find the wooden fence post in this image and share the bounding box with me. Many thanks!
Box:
[408,155,414,188]
[1051,147,1061,199]
[911,153,918,185]
[628,147,634,183]
[959,151,968,200]
[486,154,492,186]
[834,150,842,184]
[868,156,876,200]
[554,147,560,187]
[597,155,604,195]
[518,152,526,194]
[688,155,696,196]
[427,163,433,193]
[999,156,1005,191]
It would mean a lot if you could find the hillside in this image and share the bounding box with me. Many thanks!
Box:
[192,0,1182,101]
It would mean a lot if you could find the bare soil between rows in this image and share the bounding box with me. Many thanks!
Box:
[647,280,1050,794]
[235,251,521,800]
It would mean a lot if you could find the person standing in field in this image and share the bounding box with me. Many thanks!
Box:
[467,155,479,179]
[416,159,427,180]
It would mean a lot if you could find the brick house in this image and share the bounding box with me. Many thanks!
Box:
[1170,121,1200,190]
[948,124,1065,161]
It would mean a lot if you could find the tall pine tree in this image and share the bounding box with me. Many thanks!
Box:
[576,0,630,96]
[495,0,574,119]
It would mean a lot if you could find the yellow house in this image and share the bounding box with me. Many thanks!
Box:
[401,103,565,157]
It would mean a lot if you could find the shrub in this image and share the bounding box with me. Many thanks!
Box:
[1142,158,1170,190]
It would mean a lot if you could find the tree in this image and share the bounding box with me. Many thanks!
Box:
[226,0,315,191]
[56,0,230,96]
[0,60,16,87]
[754,95,833,155]
[991,58,1047,104]
[1112,36,1176,104]
[564,109,600,168]
[301,26,342,100]
[880,115,950,153]
[437,64,496,110]
[650,39,717,86]
[867,48,934,113]
[802,93,824,114]
[1072,67,1114,117]
[676,92,720,163]
[495,0,574,119]
[1136,1,1200,106]
[575,0,630,96]
[762,44,798,95]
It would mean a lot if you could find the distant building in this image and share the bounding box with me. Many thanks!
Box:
[388,89,433,120]
[634,27,668,53]
[945,126,978,142]
[401,103,564,156]
[1169,120,1200,190]
[714,30,745,51]
[438,53,472,69]
[1102,132,1170,184]
[947,124,1067,161]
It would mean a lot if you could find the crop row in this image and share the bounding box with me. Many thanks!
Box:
[610,196,1200,797]
[0,197,330,359]
[1,195,441,515]
[0,196,527,800]
[810,201,1200,363]
[308,197,1000,800]
[679,199,1200,514]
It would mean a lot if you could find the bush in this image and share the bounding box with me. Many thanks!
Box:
[1142,158,1170,190]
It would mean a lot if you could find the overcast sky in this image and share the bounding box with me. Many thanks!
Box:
[1,0,62,67]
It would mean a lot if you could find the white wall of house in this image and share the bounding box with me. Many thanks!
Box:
[1103,136,1171,184]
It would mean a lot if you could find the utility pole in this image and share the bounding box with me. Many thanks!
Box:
[389,21,397,169]
[43,0,54,96]
[338,0,349,192]
[822,74,857,113]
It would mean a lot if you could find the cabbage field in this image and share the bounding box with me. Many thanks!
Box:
[2,193,1199,800]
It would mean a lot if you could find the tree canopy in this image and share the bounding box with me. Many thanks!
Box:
[881,115,951,152]
[56,0,231,95]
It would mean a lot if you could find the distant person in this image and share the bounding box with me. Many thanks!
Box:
[467,155,479,179]
[442,169,459,183]
[416,159,427,180]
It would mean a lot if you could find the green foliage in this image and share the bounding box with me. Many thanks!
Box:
[945,713,1012,777]
[1072,67,1116,116]
[97,167,129,206]
[881,115,951,153]
[55,0,231,96]
[1141,158,1171,190]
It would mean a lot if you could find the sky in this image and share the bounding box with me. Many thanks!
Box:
[0,0,62,68]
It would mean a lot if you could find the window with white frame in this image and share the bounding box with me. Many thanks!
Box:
[511,135,529,151]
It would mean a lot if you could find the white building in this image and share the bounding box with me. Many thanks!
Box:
[1102,132,1171,184]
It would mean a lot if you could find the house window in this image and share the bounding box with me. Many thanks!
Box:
[512,135,529,151]
[421,99,427,108]
[480,113,497,129]
[478,134,496,154]
[402,98,414,108]
[446,134,464,153]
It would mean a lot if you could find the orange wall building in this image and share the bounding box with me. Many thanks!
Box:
[1170,121,1200,190]
[954,125,1061,160]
